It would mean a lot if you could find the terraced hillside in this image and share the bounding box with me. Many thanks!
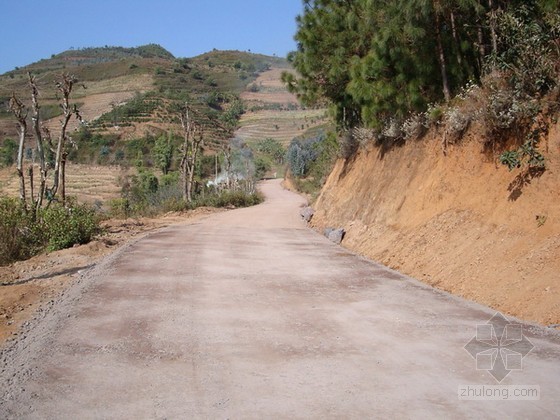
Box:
[0,46,286,142]
[237,109,328,146]
[236,68,328,146]
[0,164,131,206]
[0,46,327,204]
[240,68,298,106]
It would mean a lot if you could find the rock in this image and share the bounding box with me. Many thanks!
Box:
[300,207,314,222]
[327,228,345,245]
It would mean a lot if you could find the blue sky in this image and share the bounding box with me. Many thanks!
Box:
[0,0,303,74]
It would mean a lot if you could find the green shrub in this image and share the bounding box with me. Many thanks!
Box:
[109,198,131,219]
[499,150,521,171]
[192,190,264,209]
[499,127,546,171]
[41,202,101,251]
[0,139,18,167]
[0,198,102,265]
[0,198,43,266]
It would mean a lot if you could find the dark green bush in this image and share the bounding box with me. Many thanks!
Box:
[192,190,264,209]
[0,198,43,266]
[0,139,18,167]
[0,198,101,265]
[41,202,101,252]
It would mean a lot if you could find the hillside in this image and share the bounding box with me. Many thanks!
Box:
[0,45,328,204]
[311,123,560,326]
[0,46,288,141]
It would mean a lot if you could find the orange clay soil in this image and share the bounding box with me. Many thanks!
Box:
[311,121,560,327]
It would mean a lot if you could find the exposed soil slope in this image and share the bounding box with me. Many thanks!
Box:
[312,124,560,326]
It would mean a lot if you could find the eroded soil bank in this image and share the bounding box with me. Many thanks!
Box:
[312,123,560,326]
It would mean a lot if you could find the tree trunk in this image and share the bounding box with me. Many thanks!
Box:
[50,75,75,202]
[29,74,47,213]
[28,167,34,209]
[16,129,27,206]
[178,104,206,203]
[180,105,192,203]
[50,111,72,202]
[223,146,232,189]
[9,94,28,207]
[488,0,498,55]
[61,155,67,206]
[477,23,486,70]
[450,11,463,66]
[215,154,219,185]
[434,10,451,102]
[182,157,188,202]
[187,167,194,203]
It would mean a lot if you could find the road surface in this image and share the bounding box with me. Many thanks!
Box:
[1,180,559,418]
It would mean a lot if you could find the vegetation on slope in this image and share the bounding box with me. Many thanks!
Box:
[0,46,288,169]
[0,47,284,265]
[281,0,559,196]
[285,0,559,130]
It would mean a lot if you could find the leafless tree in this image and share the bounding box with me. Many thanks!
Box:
[8,72,83,214]
[45,74,83,206]
[8,94,28,206]
[28,73,48,211]
[178,103,203,203]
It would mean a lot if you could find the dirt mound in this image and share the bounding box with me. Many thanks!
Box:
[312,123,560,326]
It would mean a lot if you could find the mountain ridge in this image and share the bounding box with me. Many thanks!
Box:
[0,45,290,143]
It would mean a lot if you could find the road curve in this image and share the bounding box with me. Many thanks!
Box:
[1,179,559,418]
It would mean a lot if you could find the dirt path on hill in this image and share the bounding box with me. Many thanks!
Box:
[1,180,559,418]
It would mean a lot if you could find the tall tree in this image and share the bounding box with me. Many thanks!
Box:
[28,73,48,211]
[283,0,365,128]
[45,74,82,206]
[154,132,174,175]
[287,0,489,128]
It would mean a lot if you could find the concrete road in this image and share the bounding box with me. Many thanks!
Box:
[1,180,559,418]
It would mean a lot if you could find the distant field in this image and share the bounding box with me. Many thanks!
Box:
[237,109,328,146]
[240,68,298,105]
[1,73,155,139]
[0,164,131,206]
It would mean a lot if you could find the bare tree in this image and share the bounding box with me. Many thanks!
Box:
[28,73,48,211]
[178,103,203,203]
[221,142,233,188]
[44,74,82,206]
[9,72,83,214]
[175,99,236,202]
[8,94,28,206]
